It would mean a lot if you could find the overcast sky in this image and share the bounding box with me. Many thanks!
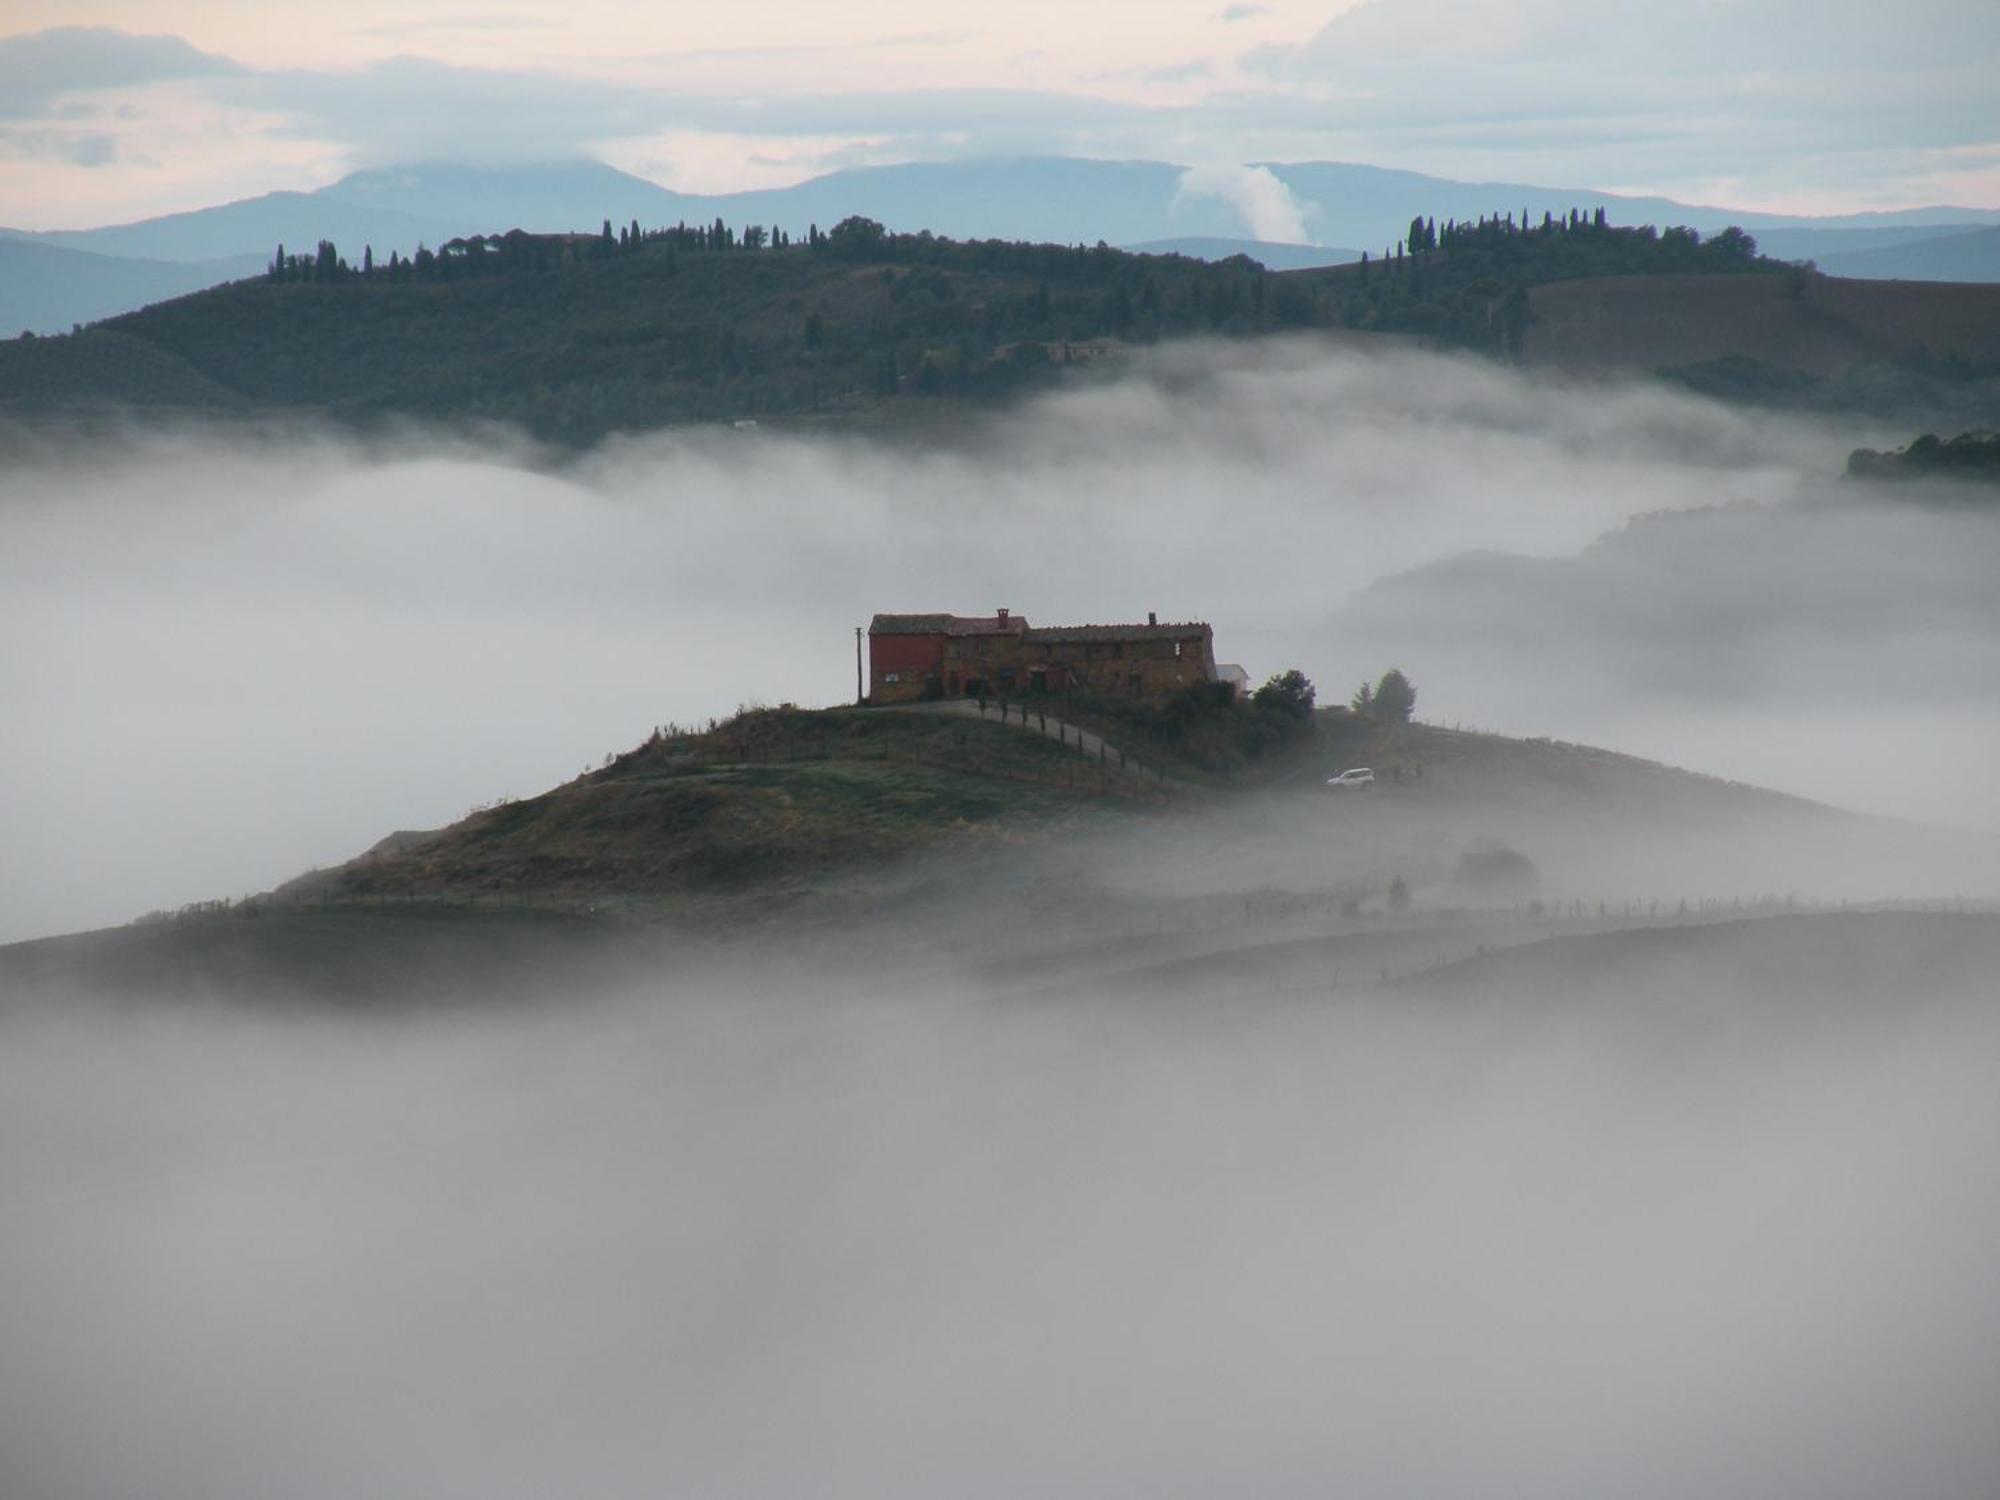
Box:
[2,1,1997,229]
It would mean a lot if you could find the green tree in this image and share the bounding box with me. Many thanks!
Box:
[1370,668,1416,724]
[1253,669,1316,719]
[826,216,888,258]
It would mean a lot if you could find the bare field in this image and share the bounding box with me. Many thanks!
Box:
[1524,272,2000,375]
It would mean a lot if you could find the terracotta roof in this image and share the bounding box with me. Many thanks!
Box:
[869,613,953,635]
[869,612,1031,636]
[1024,622,1211,644]
[947,614,1028,637]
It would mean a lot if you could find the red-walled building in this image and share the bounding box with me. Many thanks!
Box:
[867,609,1217,704]
[867,610,1027,702]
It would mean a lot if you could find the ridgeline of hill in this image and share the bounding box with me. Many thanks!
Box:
[0,210,1841,444]
[272,705,1170,923]
[4,208,1996,443]
[2,684,1928,1006]
[120,693,1830,930]
[1847,429,2000,487]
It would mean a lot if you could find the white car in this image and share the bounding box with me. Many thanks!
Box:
[1326,767,1375,789]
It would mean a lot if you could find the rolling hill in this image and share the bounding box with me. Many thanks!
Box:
[1815,225,2000,283]
[0,238,264,338]
[0,209,1813,442]
[4,207,1996,443]
[9,155,1998,335]
[1522,271,2000,375]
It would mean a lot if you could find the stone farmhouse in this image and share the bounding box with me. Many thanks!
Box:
[868,609,1229,704]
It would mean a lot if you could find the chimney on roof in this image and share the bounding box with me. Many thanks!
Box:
[997,607,1009,622]
[1148,611,1157,626]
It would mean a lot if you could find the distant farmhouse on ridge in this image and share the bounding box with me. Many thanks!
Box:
[867,609,1244,704]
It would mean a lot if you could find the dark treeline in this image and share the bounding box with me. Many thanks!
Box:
[266,205,1776,362]
[1333,205,1770,352]
[6,208,1790,446]
[1848,429,2000,487]
[267,215,806,285]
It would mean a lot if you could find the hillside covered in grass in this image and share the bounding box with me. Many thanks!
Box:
[0,209,1808,443]
[271,705,1172,922]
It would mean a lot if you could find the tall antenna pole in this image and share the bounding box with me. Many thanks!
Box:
[855,626,864,705]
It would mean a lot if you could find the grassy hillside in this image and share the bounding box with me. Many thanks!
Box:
[0,231,1317,443]
[6,208,1993,442]
[271,705,1167,921]
[1526,271,2000,376]
[0,211,1828,444]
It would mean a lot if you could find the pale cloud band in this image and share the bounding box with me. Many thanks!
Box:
[2,1,1997,227]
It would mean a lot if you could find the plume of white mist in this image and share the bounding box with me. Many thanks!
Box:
[1173,162,1313,243]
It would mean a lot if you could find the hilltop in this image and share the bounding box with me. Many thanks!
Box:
[7,208,1966,443]
[11,154,1998,336]
[1,687,1932,1008]
[269,704,1172,924]
[137,698,1848,928]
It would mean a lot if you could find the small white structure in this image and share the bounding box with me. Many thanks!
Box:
[1217,663,1251,700]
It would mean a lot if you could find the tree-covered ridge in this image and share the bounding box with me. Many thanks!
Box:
[1848,429,2000,486]
[1329,207,1772,352]
[1,208,1782,444]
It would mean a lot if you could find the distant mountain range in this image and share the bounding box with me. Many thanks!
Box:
[0,239,265,338]
[4,155,1998,335]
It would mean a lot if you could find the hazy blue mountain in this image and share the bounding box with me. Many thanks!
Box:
[1264,161,1999,250]
[702,158,1240,245]
[26,156,2000,271]
[1814,225,2000,283]
[323,161,696,236]
[13,190,462,265]
[1121,237,1361,270]
[0,238,266,337]
[10,155,1997,335]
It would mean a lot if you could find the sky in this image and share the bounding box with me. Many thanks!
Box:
[1,0,1997,229]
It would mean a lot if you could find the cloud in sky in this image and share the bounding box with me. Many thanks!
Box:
[231,57,1154,165]
[2,3,1999,223]
[1242,0,2000,202]
[0,26,240,119]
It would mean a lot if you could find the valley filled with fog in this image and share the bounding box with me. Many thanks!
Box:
[6,912,2000,1500]
[7,339,2000,1500]
[0,340,1973,942]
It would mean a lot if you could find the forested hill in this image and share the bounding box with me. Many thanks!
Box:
[0,210,1781,445]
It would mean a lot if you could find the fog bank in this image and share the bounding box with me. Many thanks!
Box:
[0,343,1945,939]
[4,917,1999,1498]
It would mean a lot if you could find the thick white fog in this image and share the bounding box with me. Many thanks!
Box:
[0,341,1971,940]
[7,344,2000,1498]
[5,928,2000,1500]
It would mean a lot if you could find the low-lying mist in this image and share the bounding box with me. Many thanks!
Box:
[7,342,2000,1496]
[5,918,1999,1499]
[1334,492,2000,827]
[0,339,1969,939]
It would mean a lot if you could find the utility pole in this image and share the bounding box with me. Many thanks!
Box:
[855,626,864,705]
